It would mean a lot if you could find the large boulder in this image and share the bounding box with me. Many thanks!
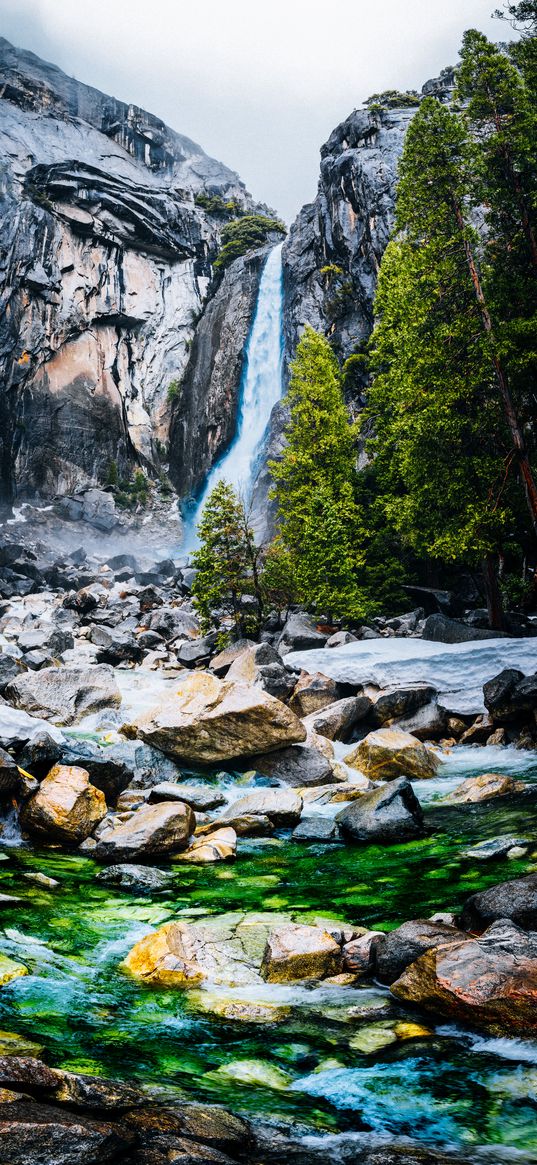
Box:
[278,613,329,654]
[422,614,502,643]
[174,827,237,864]
[5,666,121,726]
[443,772,525,804]
[218,787,302,827]
[20,765,107,843]
[261,924,342,982]
[123,672,306,764]
[93,801,194,862]
[122,912,284,988]
[460,874,537,932]
[226,643,296,702]
[484,668,537,722]
[250,744,335,788]
[343,728,440,781]
[0,706,65,748]
[302,695,372,741]
[391,919,537,1035]
[371,920,469,985]
[371,685,437,726]
[336,777,424,843]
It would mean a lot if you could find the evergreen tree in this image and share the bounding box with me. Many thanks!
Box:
[269,327,373,621]
[367,97,536,625]
[191,480,262,641]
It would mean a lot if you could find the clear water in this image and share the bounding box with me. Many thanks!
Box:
[183,242,284,550]
[1,782,537,1160]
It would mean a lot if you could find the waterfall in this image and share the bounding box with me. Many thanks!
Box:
[183,242,284,550]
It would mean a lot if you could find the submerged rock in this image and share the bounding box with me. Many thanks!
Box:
[94,864,173,893]
[123,671,306,763]
[93,801,194,862]
[20,764,107,844]
[0,955,28,987]
[443,772,525,804]
[5,666,121,726]
[392,919,537,1035]
[462,836,532,861]
[336,777,424,843]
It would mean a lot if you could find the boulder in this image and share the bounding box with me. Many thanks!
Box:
[53,739,134,802]
[209,639,256,675]
[227,643,296,701]
[342,931,384,977]
[336,777,424,843]
[0,1101,132,1164]
[94,865,173,892]
[462,836,531,861]
[0,747,20,795]
[371,685,437,726]
[392,701,448,742]
[94,632,143,665]
[213,813,273,837]
[292,817,340,842]
[484,668,537,722]
[176,636,217,668]
[460,873,537,932]
[422,614,502,642]
[289,672,340,717]
[278,613,328,654]
[5,666,121,726]
[147,784,226,811]
[93,801,194,862]
[343,728,440,781]
[0,654,21,693]
[20,765,107,844]
[250,744,335,788]
[371,919,468,985]
[145,606,199,641]
[0,706,64,749]
[218,788,302,827]
[391,919,537,1035]
[123,672,306,764]
[325,631,359,648]
[175,827,236,864]
[302,695,372,741]
[122,913,276,988]
[443,772,525,804]
[261,924,342,982]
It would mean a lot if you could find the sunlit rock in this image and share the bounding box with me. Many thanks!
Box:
[343,728,440,781]
[20,764,107,844]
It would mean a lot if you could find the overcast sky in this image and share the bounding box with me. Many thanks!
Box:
[0,0,513,221]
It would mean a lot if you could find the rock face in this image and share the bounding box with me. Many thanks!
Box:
[5,665,121,725]
[0,37,263,505]
[20,764,107,843]
[391,920,537,1035]
[123,671,306,763]
[343,728,440,781]
[460,874,537,932]
[372,920,468,985]
[336,777,424,843]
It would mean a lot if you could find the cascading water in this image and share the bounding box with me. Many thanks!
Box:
[183,242,284,550]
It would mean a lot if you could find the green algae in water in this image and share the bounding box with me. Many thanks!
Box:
[1,795,537,1156]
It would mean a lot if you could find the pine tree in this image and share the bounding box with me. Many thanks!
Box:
[191,480,262,642]
[367,98,534,626]
[269,327,372,621]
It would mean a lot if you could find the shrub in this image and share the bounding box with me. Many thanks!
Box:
[214,214,286,274]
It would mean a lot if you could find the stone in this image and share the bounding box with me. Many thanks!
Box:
[292,817,340,842]
[371,919,468,985]
[123,912,281,988]
[20,765,107,844]
[0,955,28,987]
[209,639,256,676]
[371,685,438,726]
[226,643,296,702]
[422,614,502,642]
[210,1059,291,1091]
[325,631,358,648]
[443,773,525,804]
[484,668,537,722]
[176,636,217,667]
[191,992,290,1024]
[392,919,537,1035]
[261,924,341,982]
[342,931,384,977]
[0,706,65,749]
[175,827,236,864]
[460,873,537,932]
[343,728,440,781]
[336,777,424,843]
[289,672,340,717]
[0,1101,132,1164]
[148,784,227,811]
[250,744,335,788]
[0,748,20,795]
[218,788,302,827]
[95,864,173,892]
[302,696,372,741]
[213,813,273,837]
[0,1031,43,1057]
[5,666,121,726]
[93,800,194,862]
[392,701,448,742]
[278,613,329,654]
[0,655,21,693]
[122,671,306,764]
[459,715,495,745]
[146,606,199,642]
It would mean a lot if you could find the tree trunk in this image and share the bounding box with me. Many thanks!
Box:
[482,553,505,631]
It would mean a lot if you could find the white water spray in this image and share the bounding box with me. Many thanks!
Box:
[183,242,284,550]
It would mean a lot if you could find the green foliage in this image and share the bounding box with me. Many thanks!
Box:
[116,468,151,510]
[260,539,299,614]
[191,480,262,642]
[167,379,182,404]
[105,460,119,487]
[494,1,537,31]
[365,90,421,110]
[270,327,387,620]
[194,192,244,218]
[214,215,286,274]
[320,265,354,321]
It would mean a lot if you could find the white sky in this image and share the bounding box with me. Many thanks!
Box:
[0,0,514,221]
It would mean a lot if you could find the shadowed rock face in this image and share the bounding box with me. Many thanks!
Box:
[0,37,262,505]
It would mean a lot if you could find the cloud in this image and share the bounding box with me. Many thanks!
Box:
[0,0,515,221]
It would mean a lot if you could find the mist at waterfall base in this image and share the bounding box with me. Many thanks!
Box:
[181,243,284,554]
